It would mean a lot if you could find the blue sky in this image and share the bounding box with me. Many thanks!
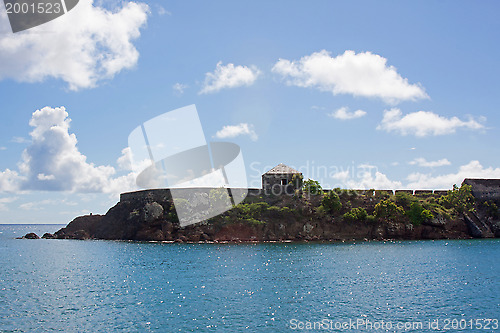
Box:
[0,0,499,223]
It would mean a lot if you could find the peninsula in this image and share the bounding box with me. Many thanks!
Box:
[33,166,500,242]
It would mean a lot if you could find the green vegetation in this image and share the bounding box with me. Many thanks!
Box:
[483,201,499,219]
[320,191,342,213]
[439,184,475,214]
[406,202,433,226]
[290,173,304,188]
[374,199,405,222]
[302,178,323,195]
[207,182,478,229]
[394,192,416,209]
[343,207,368,222]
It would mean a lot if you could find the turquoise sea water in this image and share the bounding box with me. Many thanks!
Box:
[0,225,498,332]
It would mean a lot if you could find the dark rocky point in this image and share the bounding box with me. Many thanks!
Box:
[23,232,40,239]
[22,176,500,243]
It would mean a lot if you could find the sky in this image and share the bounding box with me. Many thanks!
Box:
[0,0,499,223]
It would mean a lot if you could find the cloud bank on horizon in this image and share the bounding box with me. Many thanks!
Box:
[0,106,498,196]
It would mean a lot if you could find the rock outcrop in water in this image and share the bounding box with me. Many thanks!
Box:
[43,184,500,242]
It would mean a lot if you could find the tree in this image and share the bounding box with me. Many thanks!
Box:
[321,191,342,213]
[290,173,304,188]
[302,179,323,195]
[374,199,405,222]
[406,202,433,226]
[343,207,368,222]
[439,184,475,214]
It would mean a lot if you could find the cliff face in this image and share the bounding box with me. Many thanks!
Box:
[51,188,495,242]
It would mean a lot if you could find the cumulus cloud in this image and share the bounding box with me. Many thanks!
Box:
[409,158,451,167]
[328,106,366,120]
[377,108,484,137]
[0,147,6,151]
[406,160,500,189]
[0,0,149,90]
[0,169,24,192]
[199,62,261,94]
[333,160,500,190]
[272,50,428,104]
[344,165,403,190]
[0,106,136,194]
[214,123,258,141]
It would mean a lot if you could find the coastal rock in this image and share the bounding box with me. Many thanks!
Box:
[143,202,163,223]
[23,232,40,239]
[55,214,103,239]
[45,187,497,242]
[42,233,55,239]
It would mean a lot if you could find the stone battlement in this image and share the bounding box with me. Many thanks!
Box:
[120,187,460,203]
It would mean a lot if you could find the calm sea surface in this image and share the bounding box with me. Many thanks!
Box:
[0,224,498,332]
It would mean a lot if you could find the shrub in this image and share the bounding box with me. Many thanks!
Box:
[302,179,323,195]
[483,201,499,219]
[395,192,416,209]
[290,173,304,188]
[235,202,269,218]
[343,207,368,222]
[366,215,376,223]
[438,184,475,214]
[320,191,342,213]
[406,202,434,226]
[374,199,405,222]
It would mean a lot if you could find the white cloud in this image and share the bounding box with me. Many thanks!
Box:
[214,123,258,141]
[199,62,261,94]
[0,169,24,192]
[0,147,6,151]
[173,82,188,95]
[409,158,451,167]
[0,196,18,211]
[117,147,133,171]
[328,106,366,120]
[377,108,484,137]
[407,160,500,189]
[0,0,149,90]
[344,165,403,190]
[0,106,137,195]
[272,50,428,104]
[329,160,500,190]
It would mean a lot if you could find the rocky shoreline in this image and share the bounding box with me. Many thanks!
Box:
[21,186,500,242]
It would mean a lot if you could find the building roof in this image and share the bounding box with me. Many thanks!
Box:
[264,163,301,175]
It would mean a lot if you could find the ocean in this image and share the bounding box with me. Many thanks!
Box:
[0,224,498,332]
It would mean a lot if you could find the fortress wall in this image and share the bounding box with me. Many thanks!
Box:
[375,190,395,196]
[395,190,414,195]
[463,179,500,201]
[119,186,469,203]
[414,190,433,196]
[120,188,265,203]
[120,189,173,203]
